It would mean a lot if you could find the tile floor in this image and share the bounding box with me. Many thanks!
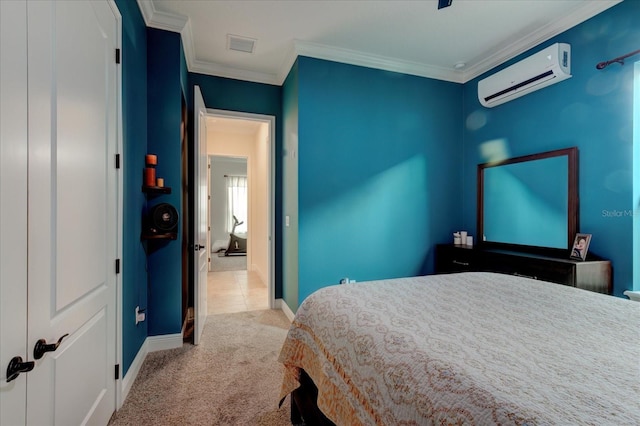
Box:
[207,269,268,314]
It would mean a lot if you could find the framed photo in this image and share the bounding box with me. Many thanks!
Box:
[570,233,592,261]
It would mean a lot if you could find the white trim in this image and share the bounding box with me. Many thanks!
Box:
[136,0,186,32]
[278,41,299,85]
[190,59,281,86]
[462,0,622,81]
[181,19,197,73]
[118,332,183,407]
[119,339,148,407]
[108,0,124,413]
[147,333,184,352]
[137,0,620,85]
[278,299,295,322]
[252,263,268,292]
[293,40,464,84]
[136,0,154,26]
[623,291,640,302]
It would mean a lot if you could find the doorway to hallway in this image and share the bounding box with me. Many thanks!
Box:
[205,111,275,315]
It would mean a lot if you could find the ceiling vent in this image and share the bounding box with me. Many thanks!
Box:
[227,35,256,54]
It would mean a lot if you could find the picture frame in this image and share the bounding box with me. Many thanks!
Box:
[570,233,592,261]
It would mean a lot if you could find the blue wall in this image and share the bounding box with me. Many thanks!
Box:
[188,73,283,298]
[146,28,185,335]
[116,0,636,375]
[461,0,639,296]
[294,57,463,305]
[115,0,148,376]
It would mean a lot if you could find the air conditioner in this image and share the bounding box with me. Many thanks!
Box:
[478,43,571,108]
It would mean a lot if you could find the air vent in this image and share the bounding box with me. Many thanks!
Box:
[227,34,256,53]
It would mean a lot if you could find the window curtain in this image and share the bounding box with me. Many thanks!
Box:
[225,176,247,234]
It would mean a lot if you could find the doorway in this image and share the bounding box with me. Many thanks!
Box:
[202,111,275,315]
[210,155,248,272]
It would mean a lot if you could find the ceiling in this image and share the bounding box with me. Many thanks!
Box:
[139,0,620,86]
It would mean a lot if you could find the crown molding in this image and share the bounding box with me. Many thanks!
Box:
[181,19,196,72]
[190,59,281,86]
[289,40,464,84]
[137,0,187,32]
[277,42,300,85]
[138,0,622,86]
[462,0,622,82]
[136,0,153,26]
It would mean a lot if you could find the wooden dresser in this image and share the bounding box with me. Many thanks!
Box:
[435,244,612,294]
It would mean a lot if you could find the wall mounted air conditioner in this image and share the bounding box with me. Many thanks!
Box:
[478,43,571,108]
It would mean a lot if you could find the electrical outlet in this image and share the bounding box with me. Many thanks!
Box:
[135,306,146,325]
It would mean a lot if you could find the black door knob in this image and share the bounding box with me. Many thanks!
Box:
[33,333,69,360]
[6,356,35,383]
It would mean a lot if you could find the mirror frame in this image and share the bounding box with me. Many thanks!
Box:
[477,147,578,252]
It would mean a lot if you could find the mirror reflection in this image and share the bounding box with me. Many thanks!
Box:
[478,148,577,250]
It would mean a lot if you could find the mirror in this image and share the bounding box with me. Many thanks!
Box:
[477,147,578,250]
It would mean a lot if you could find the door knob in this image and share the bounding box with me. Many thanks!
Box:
[194,244,205,251]
[33,333,69,360]
[6,356,35,383]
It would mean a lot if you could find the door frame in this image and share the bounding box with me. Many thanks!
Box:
[110,0,124,411]
[200,109,276,309]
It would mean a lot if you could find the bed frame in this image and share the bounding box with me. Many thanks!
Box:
[290,370,335,426]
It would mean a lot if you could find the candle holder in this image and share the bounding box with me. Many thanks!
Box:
[144,154,157,187]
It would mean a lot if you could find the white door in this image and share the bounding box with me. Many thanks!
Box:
[26,1,119,424]
[193,86,209,345]
[0,1,29,424]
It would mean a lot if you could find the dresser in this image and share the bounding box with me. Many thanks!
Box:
[435,244,612,294]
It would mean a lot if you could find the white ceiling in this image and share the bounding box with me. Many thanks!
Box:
[139,0,620,85]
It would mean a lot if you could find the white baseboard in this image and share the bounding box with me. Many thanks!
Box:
[119,339,148,408]
[252,263,268,286]
[624,290,640,302]
[147,333,183,352]
[118,332,183,409]
[278,298,295,321]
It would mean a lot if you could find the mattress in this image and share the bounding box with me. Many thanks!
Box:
[279,272,640,425]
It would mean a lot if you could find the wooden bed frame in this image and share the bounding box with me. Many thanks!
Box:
[290,370,335,426]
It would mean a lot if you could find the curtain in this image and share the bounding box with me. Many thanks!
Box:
[225,176,247,234]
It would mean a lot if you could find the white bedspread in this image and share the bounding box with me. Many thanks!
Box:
[279,272,640,425]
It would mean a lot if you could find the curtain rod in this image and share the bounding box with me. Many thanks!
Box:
[596,48,640,70]
[224,174,247,177]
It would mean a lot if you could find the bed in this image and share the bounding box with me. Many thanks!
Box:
[278,272,640,425]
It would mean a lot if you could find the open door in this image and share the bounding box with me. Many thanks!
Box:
[193,86,208,345]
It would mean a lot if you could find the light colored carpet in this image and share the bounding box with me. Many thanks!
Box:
[211,252,247,272]
[109,310,292,425]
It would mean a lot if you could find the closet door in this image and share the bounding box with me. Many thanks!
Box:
[0,0,29,424]
[26,1,118,424]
